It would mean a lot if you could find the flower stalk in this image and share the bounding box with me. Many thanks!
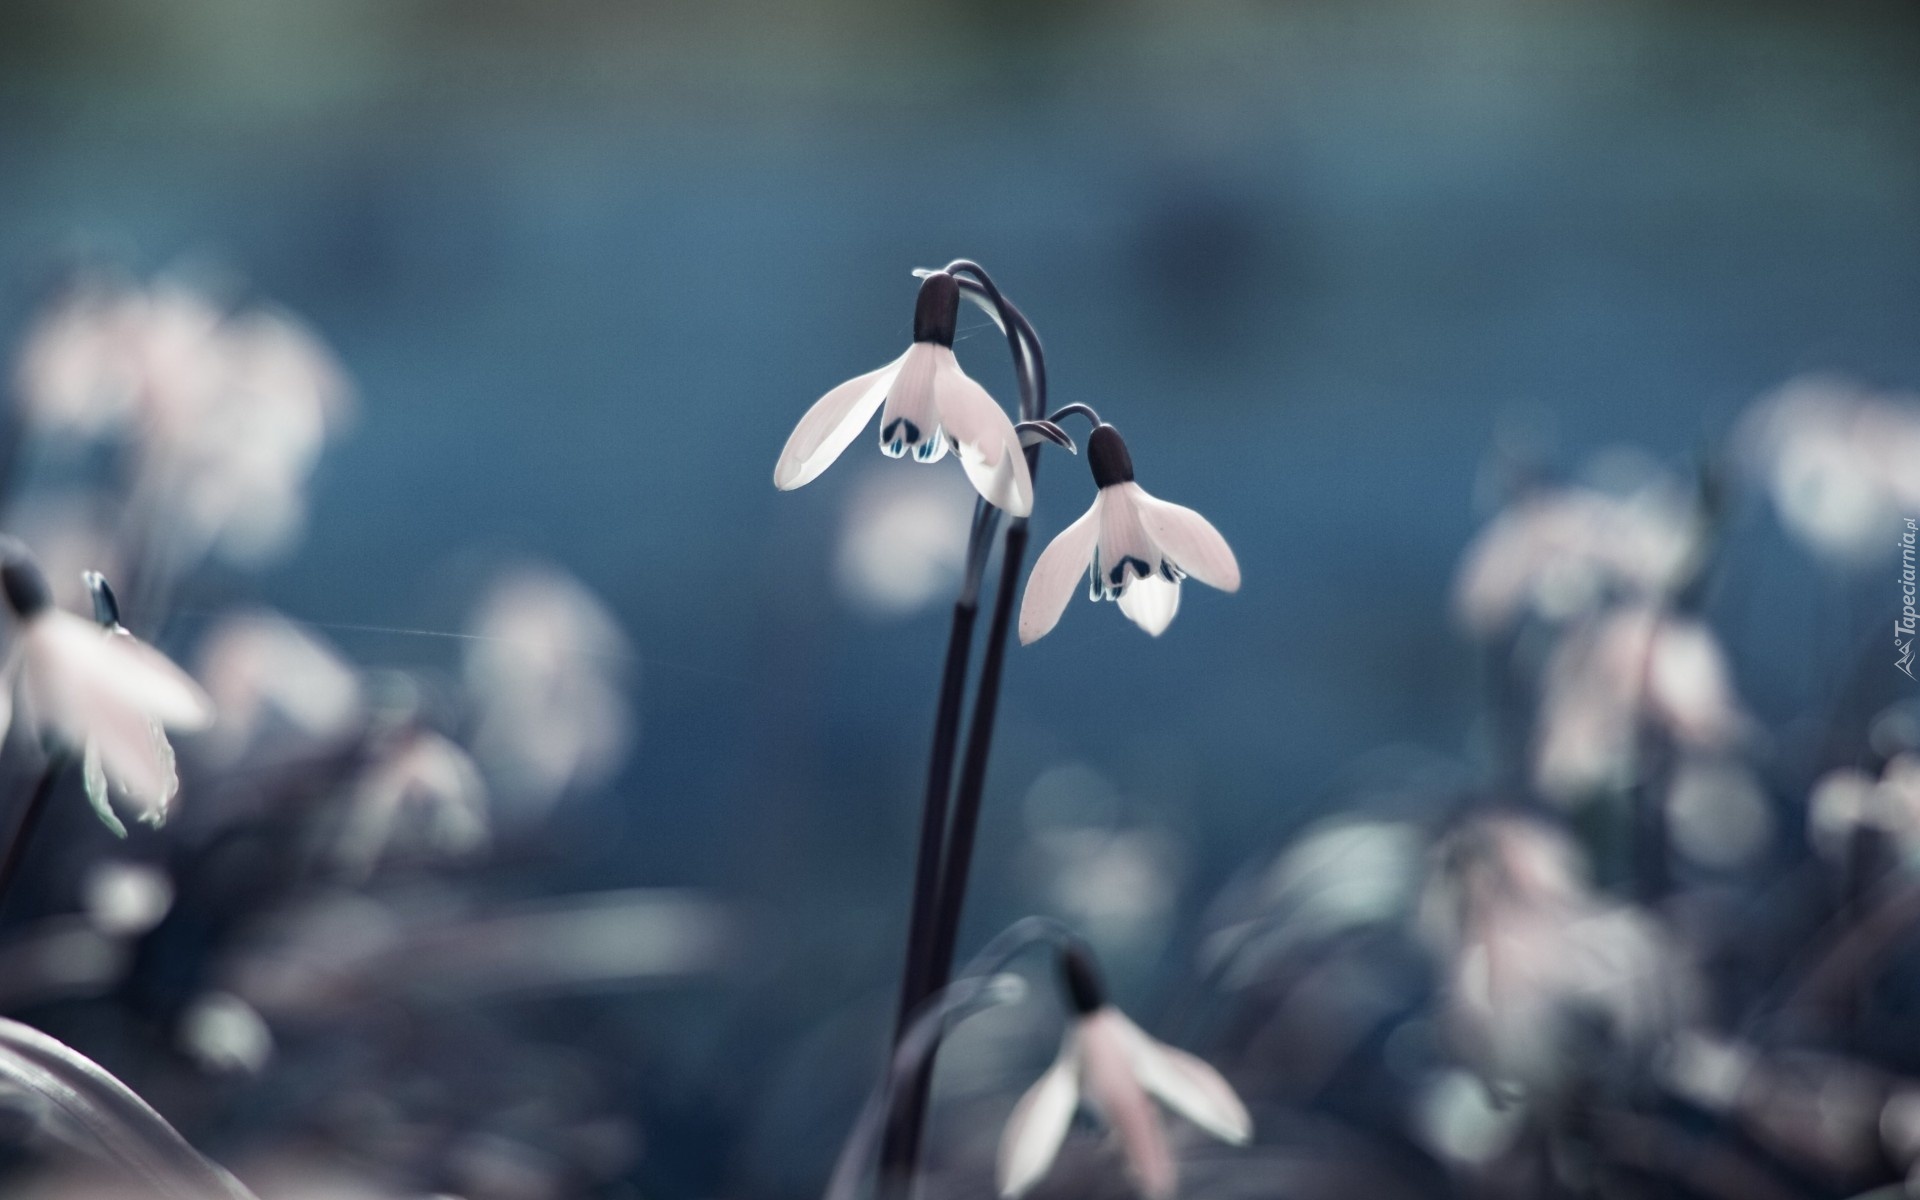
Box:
[878,263,1046,1196]
[776,259,1237,1197]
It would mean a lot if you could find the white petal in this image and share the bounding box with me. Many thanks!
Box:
[1095,485,1162,598]
[33,613,213,731]
[1113,1012,1252,1145]
[998,1039,1082,1199]
[1130,484,1240,592]
[878,343,945,462]
[1019,497,1104,644]
[81,741,128,838]
[1117,576,1181,636]
[1081,1011,1176,1200]
[0,657,16,752]
[929,347,1033,516]
[102,633,216,730]
[83,699,178,815]
[772,352,904,489]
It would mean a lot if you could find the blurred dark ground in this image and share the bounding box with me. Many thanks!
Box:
[0,1,1917,1195]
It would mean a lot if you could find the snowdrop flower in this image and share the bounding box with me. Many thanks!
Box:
[335,727,488,877]
[465,566,633,810]
[1533,604,1748,802]
[773,271,1033,515]
[1452,480,1700,636]
[0,557,212,832]
[10,275,147,438]
[195,610,363,763]
[1019,424,1238,642]
[998,946,1251,1199]
[141,306,353,566]
[1738,375,1920,563]
[1420,818,1693,1103]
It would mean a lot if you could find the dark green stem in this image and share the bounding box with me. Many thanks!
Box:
[0,756,69,918]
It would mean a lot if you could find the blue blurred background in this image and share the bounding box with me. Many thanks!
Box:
[1,2,1917,1195]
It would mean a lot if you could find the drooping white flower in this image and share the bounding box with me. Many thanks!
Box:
[1419,818,1694,1102]
[465,565,633,811]
[137,304,354,567]
[0,557,213,832]
[195,610,363,764]
[998,947,1251,1200]
[1019,424,1238,642]
[335,728,488,877]
[1452,478,1700,636]
[1737,375,1920,563]
[773,271,1033,515]
[1532,604,1748,802]
[10,274,148,438]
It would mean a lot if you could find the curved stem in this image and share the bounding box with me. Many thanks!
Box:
[881,261,1049,1198]
[1045,402,1103,429]
[943,262,1045,421]
[860,918,1076,1200]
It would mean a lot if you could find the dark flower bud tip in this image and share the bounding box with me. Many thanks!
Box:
[1087,424,1134,489]
[912,271,960,347]
[1060,943,1107,1015]
[1,556,51,620]
[84,571,120,628]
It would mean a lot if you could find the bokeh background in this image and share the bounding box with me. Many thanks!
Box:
[0,2,1917,1197]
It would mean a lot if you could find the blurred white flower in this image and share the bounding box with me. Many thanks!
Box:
[10,275,149,438]
[1452,479,1699,636]
[1421,818,1693,1101]
[1738,375,1920,563]
[1534,605,1748,802]
[1809,754,1920,862]
[466,566,632,812]
[195,610,362,763]
[0,556,212,831]
[833,469,974,616]
[774,270,1033,515]
[336,730,488,877]
[999,947,1250,1200]
[15,274,353,570]
[1019,424,1239,642]
[136,304,353,566]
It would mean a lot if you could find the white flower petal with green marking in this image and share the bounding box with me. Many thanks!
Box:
[1019,425,1238,643]
[997,1003,1251,1199]
[1,555,212,830]
[773,271,1033,514]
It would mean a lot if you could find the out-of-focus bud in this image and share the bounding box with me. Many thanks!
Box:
[465,566,633,815]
